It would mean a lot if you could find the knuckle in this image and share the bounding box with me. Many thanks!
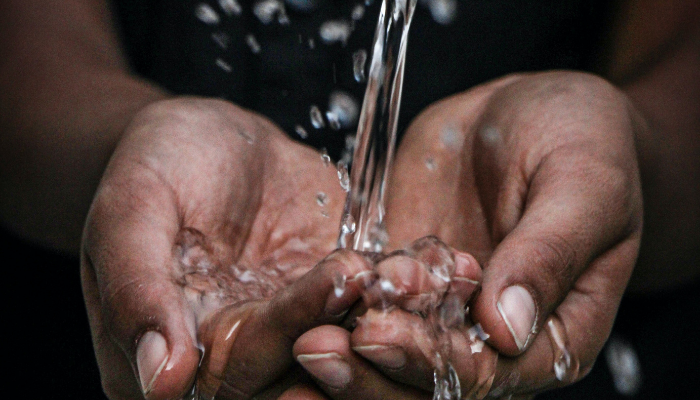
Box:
[529,234,578,302]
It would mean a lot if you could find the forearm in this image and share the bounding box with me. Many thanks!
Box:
[603,0,700,292]
[0,0,168,253]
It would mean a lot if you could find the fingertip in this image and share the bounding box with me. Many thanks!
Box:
[136,327,200,400]
[472,283,538,356]
[453,250,481,282]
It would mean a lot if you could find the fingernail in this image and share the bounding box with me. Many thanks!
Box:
[352,345,407,369]
[497,285,536,351]
[136,331,169,395]
[297,353,352,389]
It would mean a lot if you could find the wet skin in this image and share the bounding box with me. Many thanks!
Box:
[83,70,643,400]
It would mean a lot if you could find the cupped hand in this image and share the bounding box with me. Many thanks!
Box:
[80,98,369,400]
[295,71,644,399]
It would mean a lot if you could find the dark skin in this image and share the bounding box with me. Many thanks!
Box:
[1,0,698,399]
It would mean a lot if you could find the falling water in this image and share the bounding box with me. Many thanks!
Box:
[335,0,460,398]
[338,0,416,253]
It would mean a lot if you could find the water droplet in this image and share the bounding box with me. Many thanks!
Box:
[605,335,642,396]
[319,20,353,46]
[328,91,359,129]
[433,361,462,400]
[294,125,308,139]
[215,58,232,72]
[195,3,220,24]
[316,192,328,206]
[285,0,317,12]
[245,34,262,54]
[326,111,342,130]
[545,316,580,384]
[253,0,288,25]
[467,324,490,342]
[341,213,356,234]
[219,0,242,15]
[310,105,326,128]
[379,278,396,293]
[211,32,230,49]
[345,134,356,151]
[424,0,457,25]
[425,157,436,171]
[352,4,366,20]
[352,49,368,82]
[333,273,347,297]
[321,148,331,166]
[480,125,501,145]
[366,222,389,253]
[337,162,350,192]
[439,125,461,150]
[236,129,255,144]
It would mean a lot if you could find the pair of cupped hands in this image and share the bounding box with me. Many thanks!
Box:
[82,72,644,400]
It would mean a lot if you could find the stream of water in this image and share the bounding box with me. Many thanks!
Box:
[336,1,462,398]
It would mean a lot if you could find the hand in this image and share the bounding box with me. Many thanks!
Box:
[81,98,370,399]
[294,71,644,398]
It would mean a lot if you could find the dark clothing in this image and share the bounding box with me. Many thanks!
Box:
[110,0,612,158]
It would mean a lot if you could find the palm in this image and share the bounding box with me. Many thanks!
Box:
[82,98,349,399]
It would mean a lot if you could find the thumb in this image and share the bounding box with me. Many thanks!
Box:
[471,148,641,356]
[82,178,200,400]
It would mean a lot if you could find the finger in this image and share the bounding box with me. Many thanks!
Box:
[350,308,498,397]
[486,236,641,397]
[83,178,201,400]
[471,142,641,355]
[278,384,329,400]
[294,325,430,400]
[206,250,375,399]
[364,237,481,314]
[81,252,144,400]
